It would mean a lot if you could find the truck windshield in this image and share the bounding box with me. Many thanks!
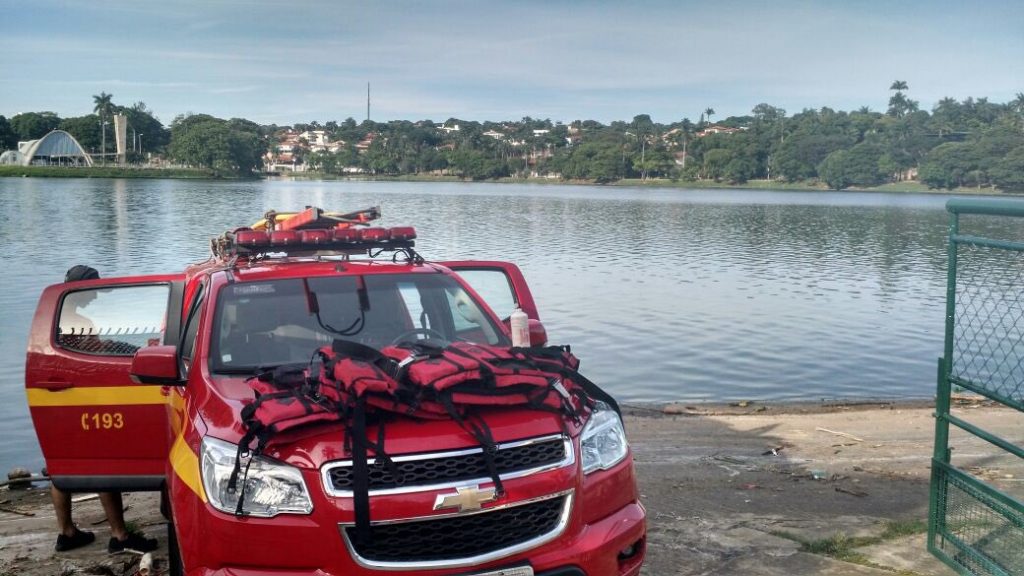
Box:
[210,273,507,374]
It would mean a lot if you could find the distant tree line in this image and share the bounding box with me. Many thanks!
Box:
[2,84,1023,190]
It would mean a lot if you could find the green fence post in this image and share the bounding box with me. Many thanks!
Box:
[935,209,958,466]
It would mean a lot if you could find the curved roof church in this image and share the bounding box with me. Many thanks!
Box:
[0,130,93,166]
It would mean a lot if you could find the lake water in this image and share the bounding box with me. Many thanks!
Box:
[0,178,1003,472]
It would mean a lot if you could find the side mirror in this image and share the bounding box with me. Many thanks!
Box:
[130,345,183,385]
[528,319,547,347]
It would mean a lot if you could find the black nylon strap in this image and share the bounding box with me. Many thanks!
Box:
[233,456,253,516]
[365,417,402,482]
[351,397,372,545]
[442,346,497,388]
[508,345,619,415]
[559,369,619,415]
[398,341,446,358]
[332,338,385,361]
[439,394,505,496]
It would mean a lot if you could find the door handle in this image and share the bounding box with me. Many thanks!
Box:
[37,381,74,391]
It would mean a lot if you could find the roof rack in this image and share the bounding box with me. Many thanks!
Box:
[210,206,420,262]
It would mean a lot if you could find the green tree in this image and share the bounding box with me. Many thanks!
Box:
[887,81,918,118]
[990,145,1024,191]
[448,148,508,180]
[117,102,170,153]
[702,148,732,180]
[724,157,756,183]
[919,142,975,189]
[972,123,1024,185]
[633,145,673,179]
[92,92,114,118]
[930,97,960,137]
[555,140,622,182]
[9,112,61,141]
[0,115,15,150]
[879,110,932,180]
[704,107,715,126]
[775,133,853,181]
[1011,93,1024,114]
[770,108,859,181]
[57,115,102,152]
[307,149,339,174]
[1010,93,1024,132]
[364,139,399,175]
[818,140,887,189]
[335,145,360,171]
[169,114,262,173]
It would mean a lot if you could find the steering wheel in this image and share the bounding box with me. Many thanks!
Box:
[389,328,450,346]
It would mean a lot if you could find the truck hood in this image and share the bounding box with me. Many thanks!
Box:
[200,375,580,470]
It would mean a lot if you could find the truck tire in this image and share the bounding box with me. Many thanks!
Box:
[167,522,183,576]
[160,488,170,521]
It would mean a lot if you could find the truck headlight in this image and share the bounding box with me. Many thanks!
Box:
[200,436,313,517]
[580,401,629,474]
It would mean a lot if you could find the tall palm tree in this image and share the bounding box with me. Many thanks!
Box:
[92,92,114,118]
[704,108,715,126]
[93,92,114,164]
[1008,93,1024,115]
[1012,93,1024,132]
[887,81,917,118]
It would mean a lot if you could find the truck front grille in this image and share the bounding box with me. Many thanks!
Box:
[323,434,570,495]
[342,493,571,568]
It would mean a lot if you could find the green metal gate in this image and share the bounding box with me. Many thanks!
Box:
[930,198,1024,576]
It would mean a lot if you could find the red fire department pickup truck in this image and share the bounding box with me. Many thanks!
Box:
[25,208,646,576]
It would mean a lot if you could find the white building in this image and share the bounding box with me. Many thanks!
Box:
[0,130,93,166]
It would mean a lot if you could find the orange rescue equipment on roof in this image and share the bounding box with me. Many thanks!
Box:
[250,206,382,232]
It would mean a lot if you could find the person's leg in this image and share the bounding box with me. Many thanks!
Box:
[101,492,158,553]
[51,485,76,537]
[52,486,95,551]
[99,492,128,540]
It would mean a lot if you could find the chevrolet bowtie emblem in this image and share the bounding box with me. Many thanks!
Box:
[433,485,499,513]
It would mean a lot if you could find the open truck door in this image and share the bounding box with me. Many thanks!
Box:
[441,261,547,346]
[25,274,184,492]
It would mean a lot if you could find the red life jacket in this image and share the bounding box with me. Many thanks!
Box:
[232,338,618,543]
[237,366,339,450]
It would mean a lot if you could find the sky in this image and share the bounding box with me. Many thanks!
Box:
[1,0,1022,126]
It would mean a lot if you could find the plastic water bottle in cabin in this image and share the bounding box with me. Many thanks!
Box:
[510,307,529,347]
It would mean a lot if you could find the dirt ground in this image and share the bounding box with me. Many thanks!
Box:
[1,400,1020,576]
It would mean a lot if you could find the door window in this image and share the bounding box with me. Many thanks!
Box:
[397,282,429,330]
[179,282,207,373]
[443,285,500,342]
[454,269,519,320]
[56,285,169,356]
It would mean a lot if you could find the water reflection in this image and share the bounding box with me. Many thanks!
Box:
[1,178,1010,472]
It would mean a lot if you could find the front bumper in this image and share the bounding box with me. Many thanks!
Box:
[181,499,645,576]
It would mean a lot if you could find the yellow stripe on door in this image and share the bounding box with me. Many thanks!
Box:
[26,386,168,407]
